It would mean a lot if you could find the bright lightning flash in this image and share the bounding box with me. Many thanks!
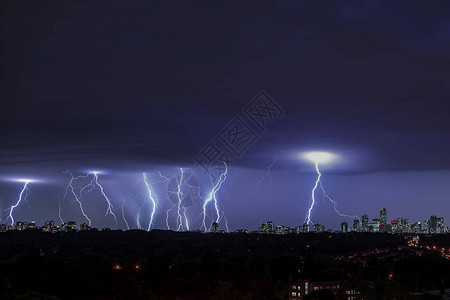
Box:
[202,162,228,231]
[176,168,184,231]
[8,179,34,226]
[155,170,173,230]
[305,160,321,226]
[92,172,118,228]
[301,151,357,228]
[142,172,157,231]
[61,171,93,226]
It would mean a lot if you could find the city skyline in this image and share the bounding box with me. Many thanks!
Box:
[2,204,446,234]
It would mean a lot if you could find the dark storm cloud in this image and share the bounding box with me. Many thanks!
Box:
[1,0,450,174]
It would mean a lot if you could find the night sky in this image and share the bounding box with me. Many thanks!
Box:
[1,1,450,231]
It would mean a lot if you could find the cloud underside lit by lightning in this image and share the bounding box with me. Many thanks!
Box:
[202,162,228,232]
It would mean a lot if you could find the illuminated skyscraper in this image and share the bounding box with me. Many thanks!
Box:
[301,223,309,233]
[404,219,410,233]
[423,219,430,233]
[380,208,387,224]
[372,219,380,232]
[353,219,360,232]
[211,222,219,233]
[362,213,369,232]
[437,217,445,233]
[267,221,275,233]
[411,222,421,233]
[340,222,348,233]
[17,222,27,231]
[259,223,268,233]
[430,216,438,233]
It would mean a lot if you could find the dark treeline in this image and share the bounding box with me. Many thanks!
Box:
[0,231,448,299]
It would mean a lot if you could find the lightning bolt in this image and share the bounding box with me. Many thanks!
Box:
[219,208,230,233]
[254,157,278,192]
[305,161,321,227]
[156,170,175,231]
[176,168,184,231]
[183,207,190,231]
[123,178,144,230]
[165,206,172,230]
[319,182,359,220]
[92,172,118,229]
[121,198,130,230]
[142,172,157,231]
[62,171,92,226]
[305,160,358,229]
[8,180,32,226]
[202,162,228,231]
[253,158,277,228]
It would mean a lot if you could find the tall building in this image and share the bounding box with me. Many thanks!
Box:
[259,223,268,233]
[391,218,408,233]
[380,208,387,224]
[430,216,438,233]
[211,222,219,233]
[372,219,380,232]
[437,217,445,233]
[404,219,410,233]
[353,219,360,232]
[391,219,399,233]
[267,221,275,233]
[340,222,348,233]
[411,222,422,233]
[16,222,27,231]
[259,221,275,234]
[362,213,369,232]
[423,219,430,233]
[301,223,309,233]
[42,220,54,232]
